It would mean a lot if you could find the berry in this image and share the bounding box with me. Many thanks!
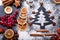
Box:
[0,21,4,24]
[0,17,2,20]
[14,20,17,23]
[0,27,4,33]
[15,10,18,14]
[0,10,18,28]
[3,21,7,26]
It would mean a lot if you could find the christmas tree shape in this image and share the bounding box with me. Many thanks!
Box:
[32,2,53,29]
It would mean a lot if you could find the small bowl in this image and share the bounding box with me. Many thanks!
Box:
[4,6,13,14]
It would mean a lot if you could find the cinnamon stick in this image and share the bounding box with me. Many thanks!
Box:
[36,30,49,32]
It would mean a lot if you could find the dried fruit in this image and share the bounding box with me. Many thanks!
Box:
[0,27,4,33]
[4,29,14,39]
[0,10,18,28]
[21,7,27,13]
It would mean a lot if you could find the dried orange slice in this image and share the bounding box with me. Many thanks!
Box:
[4,6,12,14]
[21,7,27,13]
[20,13,27,19]
[17,17,26,25]
[4,29,14,39]
[18,23,28,31]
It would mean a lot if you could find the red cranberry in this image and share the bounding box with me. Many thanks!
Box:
[0,17,2,20]
[0,10,18,28]
[0,27,4,33]
[3,21,7,26]
[14,10,18,15]
[14,20,17,23]
[0,21,4,24]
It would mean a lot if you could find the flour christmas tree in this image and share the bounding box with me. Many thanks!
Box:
[32,2,53,29]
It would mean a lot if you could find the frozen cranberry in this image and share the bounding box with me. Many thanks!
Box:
[0,21,4,24]
[14,20,17,23]
[12,15,16,18]
[0,17,2,20]
[5,14,10,18]
[3,21,7,26]
[11,21,15,26]
[15,10,18,14]
[1,18,5,21]
[0,10,18,28]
